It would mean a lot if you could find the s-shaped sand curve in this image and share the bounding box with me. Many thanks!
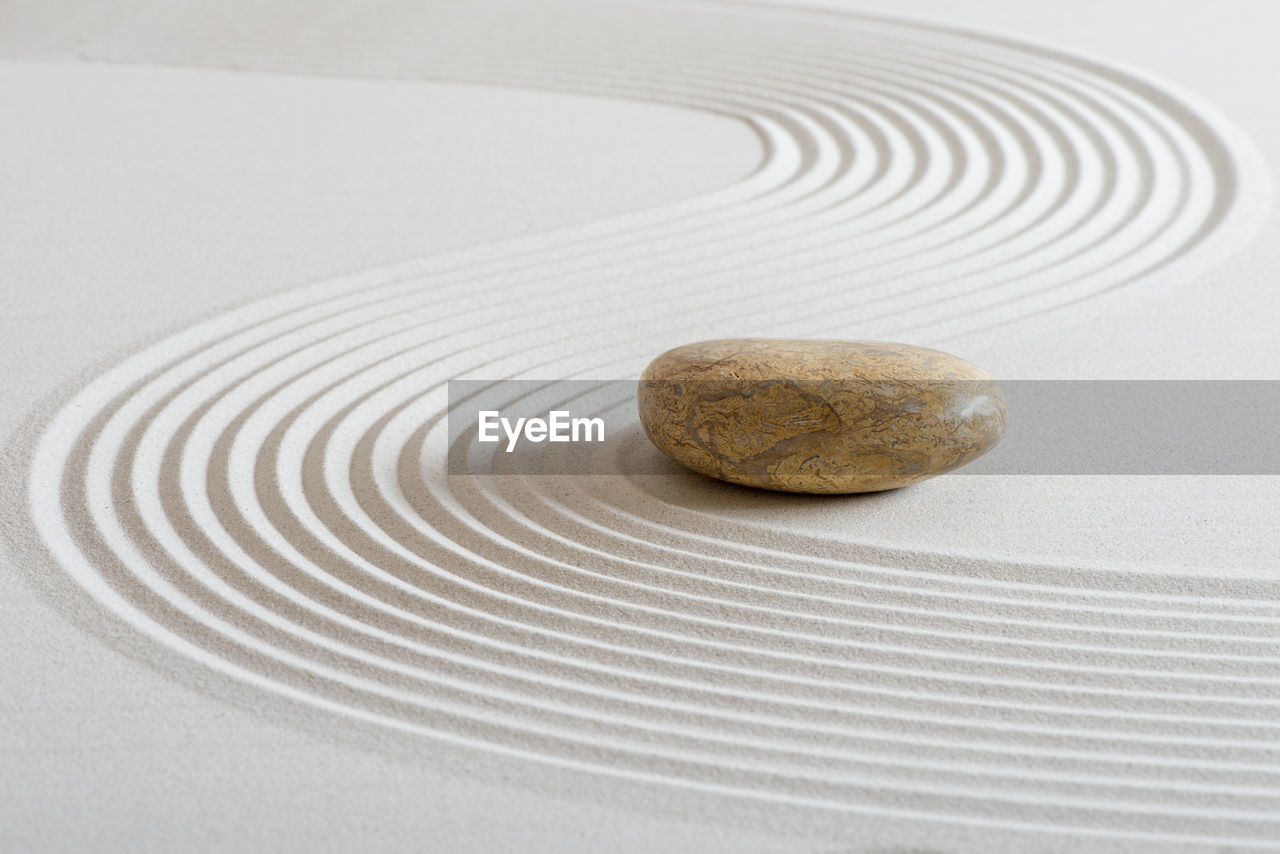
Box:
[7,0,1277,849]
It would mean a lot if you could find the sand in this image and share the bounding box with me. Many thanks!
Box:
[2,1,1279,851]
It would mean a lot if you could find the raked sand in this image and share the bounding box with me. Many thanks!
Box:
[2,1,1280,851]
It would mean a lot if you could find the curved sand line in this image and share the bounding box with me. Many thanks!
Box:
[10,0,1277,847]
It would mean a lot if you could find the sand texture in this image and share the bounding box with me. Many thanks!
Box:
[2,1,1279,851]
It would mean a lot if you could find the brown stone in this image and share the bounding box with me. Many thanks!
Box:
[637,338,1006,493]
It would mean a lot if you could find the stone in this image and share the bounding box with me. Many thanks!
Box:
[637,338,1006,493]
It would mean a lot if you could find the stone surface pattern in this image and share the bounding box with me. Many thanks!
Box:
[638,338,1007,493]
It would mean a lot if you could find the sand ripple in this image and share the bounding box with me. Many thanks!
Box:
[17,1,1278,847]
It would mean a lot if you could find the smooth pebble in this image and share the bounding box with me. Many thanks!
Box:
[637,338,1006,493]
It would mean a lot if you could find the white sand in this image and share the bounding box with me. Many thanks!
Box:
[2,1,1279,851]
